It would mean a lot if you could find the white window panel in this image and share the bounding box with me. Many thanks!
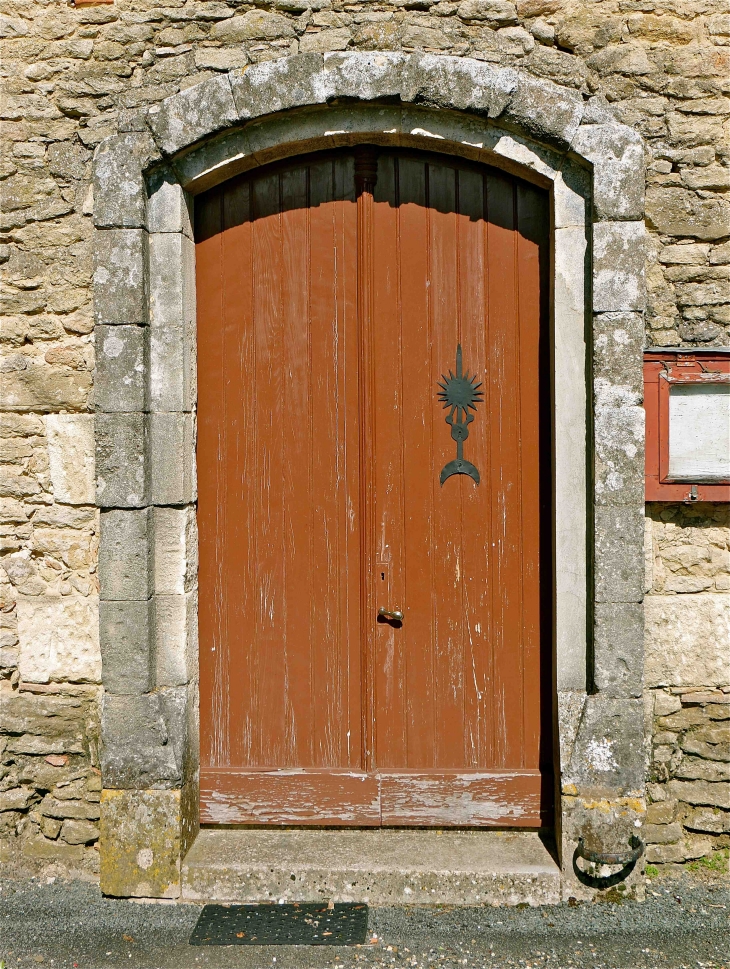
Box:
[668,383,730,482]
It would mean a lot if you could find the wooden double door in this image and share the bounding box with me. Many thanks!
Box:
[196,148,552,827]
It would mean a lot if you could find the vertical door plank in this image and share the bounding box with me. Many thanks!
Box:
[485,172,524,769]
[251,172,287,766]
[427,160,465,769]
[333,155,362,770]
[280,165,313,767]
[221,180,255,767]
[372,154,408,768]
[308,157,349,767]
[397,156,435,769]
[455,168,493,769]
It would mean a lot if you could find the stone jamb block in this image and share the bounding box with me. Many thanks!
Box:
[155,591,198,689]
[149,413,195,506]
[93,229,148,326]
[147,168,193,238]
[95,413,148,509]
[99,598,155,695]
[149,233,196,413]
[593,222,647,313]
[564,695,645,797]
[101,692,181,789]
[571,123,645,221]
[147,74,238,157]
[93,132,161,229]
[593,387,645,507]
[593,602,644,698]
[595,505,646,604]
[95,325,147,414]
[99,508,152,601]
[153,506,197,596]
[593,312,645,397]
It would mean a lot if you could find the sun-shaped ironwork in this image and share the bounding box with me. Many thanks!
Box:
[437,346,484,416]
[437,345,483,486]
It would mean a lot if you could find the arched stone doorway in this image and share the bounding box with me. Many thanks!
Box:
[92,53,646,899]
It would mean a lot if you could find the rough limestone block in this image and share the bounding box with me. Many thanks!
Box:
[45,415,95,505]
[230,53,327,120]
[595,505,645,603]
[99,508,152,601]
[16,596,101,685]
[502,71,584,150]
[93,132,161,229]
[95,413,148,509]
[666,779,730,810]
[147,74,238,157]
[0,691,89,741]
[146,168,193,238]
[95,325,146,413]
[571,123,645,221]
[101,693,180,789]
[100,789,181,898]
[593,312,644,397]
[645,187,730,241]
[153,506,197,596]
[593,222,646,313]
[93,229,148,326]
[155,592,197,688]
[645,595,730,689]
[400,53,518,118]
[323,50,406,102]
[149,234,196,413]
[563,695,645,797]
[594,388,645,506]
[100,599,154,695]
[149,414,195,506]
[593,602,644,697]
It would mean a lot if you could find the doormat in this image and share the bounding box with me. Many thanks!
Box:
[189,902,369,946]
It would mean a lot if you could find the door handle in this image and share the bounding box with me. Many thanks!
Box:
[378,607,404,623]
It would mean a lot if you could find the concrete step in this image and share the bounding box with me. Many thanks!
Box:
[182,828,561,906]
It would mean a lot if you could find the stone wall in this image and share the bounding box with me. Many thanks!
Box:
[1,0,729,873]
[645,504,730,866]
[0,414,100,870]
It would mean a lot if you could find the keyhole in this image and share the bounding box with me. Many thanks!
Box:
[381,572,385,581]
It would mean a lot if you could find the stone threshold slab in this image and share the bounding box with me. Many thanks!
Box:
[182,828,561,907]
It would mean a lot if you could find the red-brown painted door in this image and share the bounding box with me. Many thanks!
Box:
[196,149,552,827]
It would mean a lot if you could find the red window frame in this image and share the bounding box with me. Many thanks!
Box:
[645,350,730,502]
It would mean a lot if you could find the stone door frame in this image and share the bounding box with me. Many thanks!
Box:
[92,52,647,898]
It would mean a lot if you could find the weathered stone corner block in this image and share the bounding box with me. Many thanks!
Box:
[94,132,161,230]
[95,413,148,509]
[571,124,645,222]
[93,229,149,326]
[100,789,182,898]
[147,74,238,157]
[101,693,180,790]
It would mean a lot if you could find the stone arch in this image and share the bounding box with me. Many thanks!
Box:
[92,53,647,899]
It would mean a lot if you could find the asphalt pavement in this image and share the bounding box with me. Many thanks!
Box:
[0,869,728,969]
